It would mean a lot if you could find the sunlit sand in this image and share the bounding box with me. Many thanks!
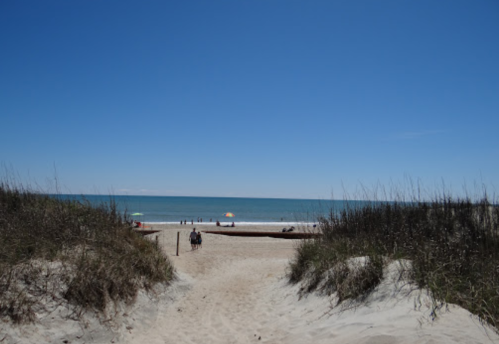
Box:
[3,224,498,344]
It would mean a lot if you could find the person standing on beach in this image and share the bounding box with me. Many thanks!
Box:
[190,228,198,250]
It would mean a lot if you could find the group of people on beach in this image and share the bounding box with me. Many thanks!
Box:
[129,219,142,228]
[216,220,235,227]
[181,220,235,227]
[189,228,202,250]
[180,218,213,225]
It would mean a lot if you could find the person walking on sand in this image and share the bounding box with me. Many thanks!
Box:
[190,228,198,250]
[196,231,202,248]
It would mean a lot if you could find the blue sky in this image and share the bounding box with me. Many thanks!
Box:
[1,0,498,199]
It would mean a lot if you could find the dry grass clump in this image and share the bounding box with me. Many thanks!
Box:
[289,190,499,328]
[0,182,174,324]
[288,230,383,304]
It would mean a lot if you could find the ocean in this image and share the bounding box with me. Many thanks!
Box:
[55,195,363,226]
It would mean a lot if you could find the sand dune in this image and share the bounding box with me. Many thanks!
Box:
[2,224,499,343]
[126,224,499,344]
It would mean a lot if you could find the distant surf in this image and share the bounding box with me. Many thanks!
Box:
[54,194,358,224]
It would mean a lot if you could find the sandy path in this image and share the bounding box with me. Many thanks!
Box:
[124,224,499,344]
[5,223,498,344]
[126,224,297,344]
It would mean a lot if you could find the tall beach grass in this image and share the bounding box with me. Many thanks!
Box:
[0,181,175,324]
[289,186,499,329]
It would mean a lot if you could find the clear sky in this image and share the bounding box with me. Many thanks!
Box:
[1,0,498,199]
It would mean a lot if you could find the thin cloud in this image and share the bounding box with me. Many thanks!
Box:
[115,188,161,195]
[387,130,447,141]
[117,188,132,193]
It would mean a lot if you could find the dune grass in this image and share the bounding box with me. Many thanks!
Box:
[0,182,175,324]
[289,189,499,328]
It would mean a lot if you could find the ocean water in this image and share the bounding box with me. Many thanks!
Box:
[55,195,362,226]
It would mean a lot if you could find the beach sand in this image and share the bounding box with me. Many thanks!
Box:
[2,223,499,343]
[127,223,499,344]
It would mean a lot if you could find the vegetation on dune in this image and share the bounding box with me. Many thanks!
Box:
[0,182,175,324]
[289,189,499,329]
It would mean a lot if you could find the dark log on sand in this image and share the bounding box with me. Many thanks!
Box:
[133,229,161,236]
[202,231,320,240]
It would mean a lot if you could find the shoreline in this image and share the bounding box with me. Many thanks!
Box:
[142,221,318,227]
[139,223,319,237]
